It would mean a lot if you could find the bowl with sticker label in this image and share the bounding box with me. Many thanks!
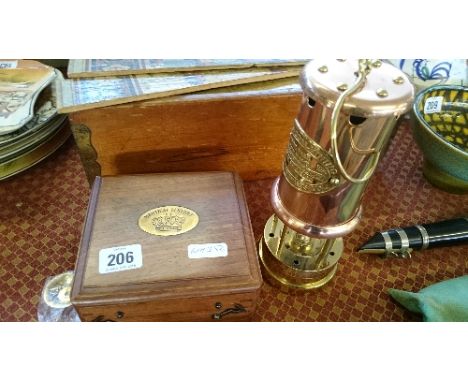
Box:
[412,85,468,193]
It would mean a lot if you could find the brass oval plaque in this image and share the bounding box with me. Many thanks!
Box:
[138,206,199,236]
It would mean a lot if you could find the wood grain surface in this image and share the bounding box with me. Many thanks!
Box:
[69,78,303,182]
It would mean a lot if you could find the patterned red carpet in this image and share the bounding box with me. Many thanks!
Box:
[1,123,467,321]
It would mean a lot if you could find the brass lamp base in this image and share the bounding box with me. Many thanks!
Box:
[258,215,344,290]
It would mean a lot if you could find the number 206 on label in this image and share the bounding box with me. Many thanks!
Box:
[99,244,143,274]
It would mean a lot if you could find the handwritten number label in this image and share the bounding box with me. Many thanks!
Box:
[424,96,443,114]
[99,244,142,274]
[0,61,18,69]
[188,243,228,259]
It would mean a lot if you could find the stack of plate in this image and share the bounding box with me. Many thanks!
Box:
[0,61,70,180]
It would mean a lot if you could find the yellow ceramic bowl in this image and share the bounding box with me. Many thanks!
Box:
[412,85,468,193]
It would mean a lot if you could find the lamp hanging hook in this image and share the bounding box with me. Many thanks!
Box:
[330,59,381,184]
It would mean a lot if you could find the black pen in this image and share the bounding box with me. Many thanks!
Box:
[358,217,468,258]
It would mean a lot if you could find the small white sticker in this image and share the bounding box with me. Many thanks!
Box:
[0,61,18,69]
[99,244,143,274]
[424,96,443,114]
[188,243,228,259]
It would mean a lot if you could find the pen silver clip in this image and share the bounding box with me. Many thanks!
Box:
[380,229,412,258]
[382,248,413,259]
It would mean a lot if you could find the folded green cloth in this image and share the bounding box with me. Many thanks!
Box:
[388,275,468,322]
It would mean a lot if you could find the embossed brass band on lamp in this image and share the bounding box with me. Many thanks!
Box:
[258,59,415,289]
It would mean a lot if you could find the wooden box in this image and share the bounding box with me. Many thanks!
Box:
[69,79,302,184]
[70,172,262,321]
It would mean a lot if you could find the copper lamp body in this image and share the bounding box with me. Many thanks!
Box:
[259,60,415,289]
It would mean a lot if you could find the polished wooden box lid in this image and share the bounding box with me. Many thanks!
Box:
[71,172,262,317]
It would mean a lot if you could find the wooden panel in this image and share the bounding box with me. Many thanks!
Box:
[69,80,302,182]
[84,173,251,287]
[76,292,259,322]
